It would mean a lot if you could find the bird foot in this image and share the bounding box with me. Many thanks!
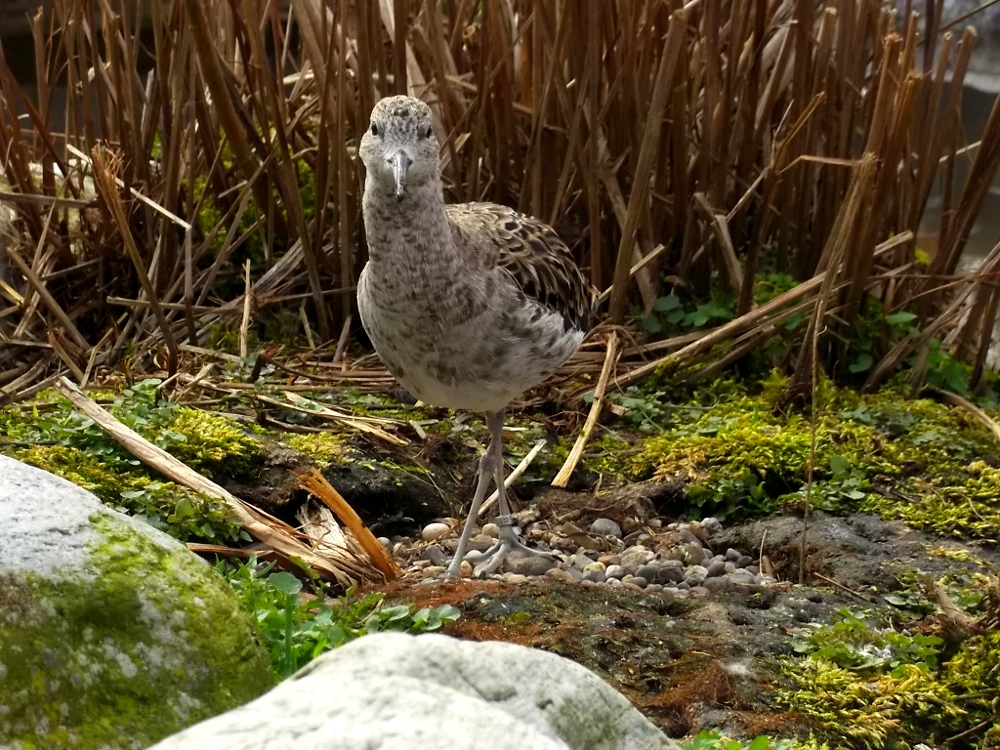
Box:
[474,518,553,577]
[443,517,552,580]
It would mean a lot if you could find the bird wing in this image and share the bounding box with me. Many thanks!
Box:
[445,202,594,333]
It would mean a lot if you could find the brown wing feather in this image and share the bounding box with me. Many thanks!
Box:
[446,202,594,332]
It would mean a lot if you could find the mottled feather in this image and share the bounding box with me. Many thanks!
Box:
[445,202,595,333]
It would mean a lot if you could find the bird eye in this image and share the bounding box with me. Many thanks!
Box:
[423,126,433,139]
[370,122,379,136]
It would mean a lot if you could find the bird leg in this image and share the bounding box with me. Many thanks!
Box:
[444,409,552,579]
[444,440,497,580]
[470,410,553,577]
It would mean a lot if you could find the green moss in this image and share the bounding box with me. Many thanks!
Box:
[780,660,966,749]
[0,514,273,748]
[8,445,245,543]
[283,431,348,465]
[624,371,1000,531]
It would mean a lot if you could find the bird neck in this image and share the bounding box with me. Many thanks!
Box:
[362,176,455,269]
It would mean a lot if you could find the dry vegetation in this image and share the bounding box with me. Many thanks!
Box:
[0,0,999,403]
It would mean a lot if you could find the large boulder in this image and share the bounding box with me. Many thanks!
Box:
[0,455,274,749]
[150,631,679,750]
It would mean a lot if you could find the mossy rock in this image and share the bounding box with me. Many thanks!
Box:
[0,456,274,749]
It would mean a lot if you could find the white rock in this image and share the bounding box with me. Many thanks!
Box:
[0,455,272,748]
[422,521,452,541]
[149,632,679,750]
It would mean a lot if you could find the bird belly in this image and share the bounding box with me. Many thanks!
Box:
[358,276,582,412]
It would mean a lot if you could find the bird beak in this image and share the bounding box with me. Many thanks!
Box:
[390,150,409,201]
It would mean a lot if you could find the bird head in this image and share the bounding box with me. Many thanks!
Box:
[360,96,439,202]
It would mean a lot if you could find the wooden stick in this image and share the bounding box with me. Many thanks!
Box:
[551,331,619,488]
[294,468,401,581]
[54,377,373,585]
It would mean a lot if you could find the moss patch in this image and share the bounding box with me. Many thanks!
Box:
[625,371,1000,536]
[0,513,273,749]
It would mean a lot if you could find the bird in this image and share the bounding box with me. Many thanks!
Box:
[356,95,593,579]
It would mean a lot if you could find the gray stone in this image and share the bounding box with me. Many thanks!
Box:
[636,563,660,581]
[702,577,729,593]
[655,566,684,585]
[705,560,727,578]
[677,526,700,545]
[730,570,756,585]
[620,547,654,569]
[504,554,559,577]
[736,555,754,568]
[689,586,711,598]
[725,548,742,562]
[683,543,706,565]
[684,565,709,586]
[630,576,649,589]
[545,568,577,584]
[420,544,449,566]
[724,561,737,574]
[701,517,723,535]
[659,559,684,570]
[0,455,273,749]
[589,518,623,538]
[605,564,626,580]
[582,563,606,584]
[150,632,679,750]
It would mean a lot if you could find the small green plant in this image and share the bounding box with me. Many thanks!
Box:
[791,608,943,676]
[680,731,819,750]
[641,294,735,335]
[602,387,675,433]
[220,556,461,678]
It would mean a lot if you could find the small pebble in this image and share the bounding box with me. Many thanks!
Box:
[703,577,729,593]
[464,549,486,563]
[724,561,737,574]
[630,576,649,589]
[648,518,663,529]
[676,582,691,591]
[736,555,754,568]
[598,554,622,567]
[546,568,576,583]
[730,570,755,585]
[620,547,654,568]
[705,559,727,578]
[605,564,626,580]
[423,565,446,576]
[659,559,684,570]
[590,518,623,538]
[663,546,686,562]
[689,586,711,598]
[482,523,500,538]
[459,560,473,577]
[701,517,722,534]
[656,567,684,585]
[684,565,708,586]
[422,522,451,542]
[469,534,497,552]
[752,574,767,585]
[670,589,688,599]
[605,577,622,587]
[583,567,606,583]
[725,548,742,562]
[683,543,706,565]
[583,561,607,573]
[377,536,392,550]
[420,545,449,566]
[677,525,699,544]
[501,573,528,584]
[646,583,663,592]
[623,582,645,592]
[746,565,760,575]
[505,554,558,577]
[580,579,596,588]
[636,564,659,581]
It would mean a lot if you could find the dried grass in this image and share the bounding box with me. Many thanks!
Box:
[0,1,998,411]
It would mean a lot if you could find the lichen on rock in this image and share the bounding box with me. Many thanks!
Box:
[0,456,274,749]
